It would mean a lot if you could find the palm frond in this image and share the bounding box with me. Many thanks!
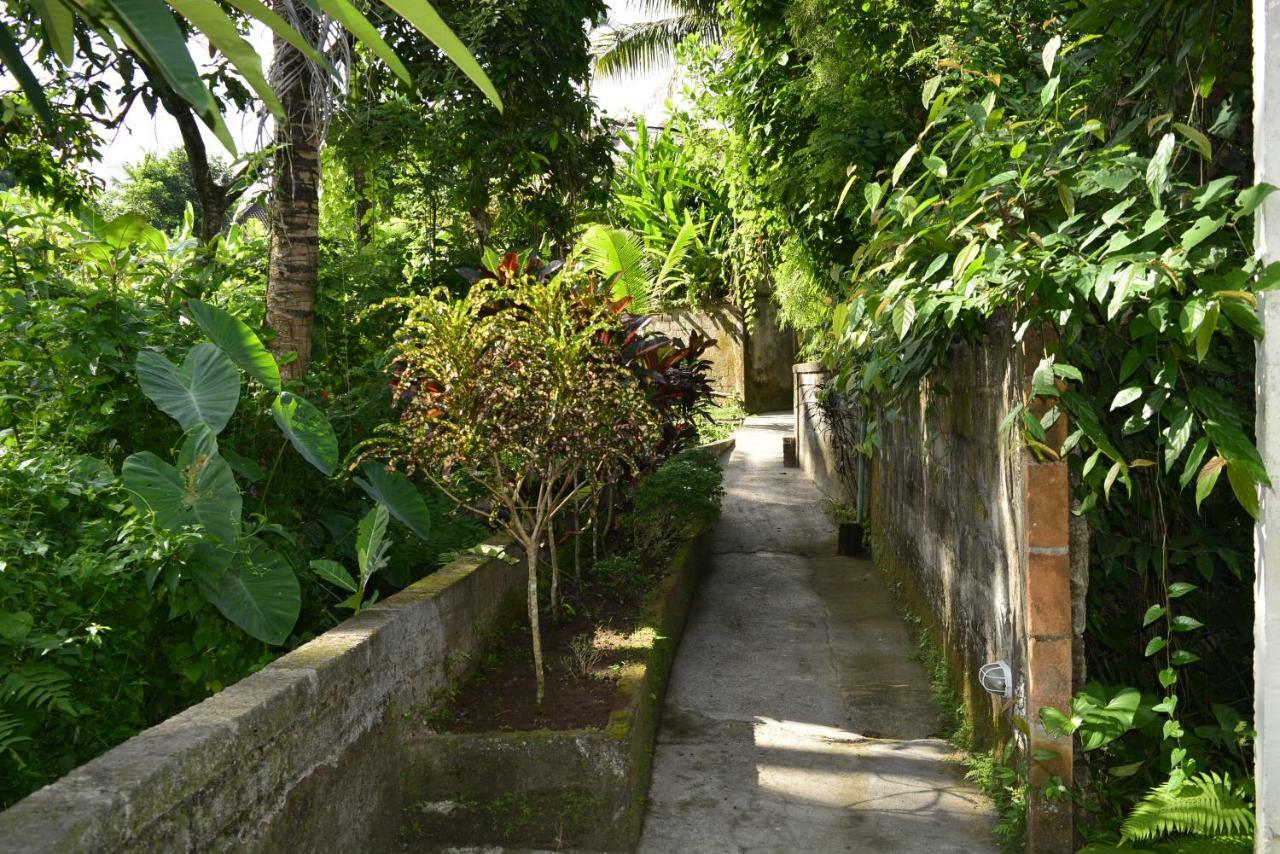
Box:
[591,13,721,77]
[655,214,700,291]
[1122,772,1255,842]
[577,224,659,313]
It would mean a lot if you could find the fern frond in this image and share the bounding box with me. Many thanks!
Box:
[1,664,78,716]
[1122,772,1255,842]
[654,214,700,293]
[0,710,31,760]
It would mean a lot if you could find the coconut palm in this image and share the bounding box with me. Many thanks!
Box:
[590,0,720,77]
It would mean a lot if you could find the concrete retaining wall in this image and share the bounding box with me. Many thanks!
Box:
[792,362,851,503]
[0,539,523,853]
[650,300,795,414]
[649,307,746,402]
[400,530,712,852]
[868,319,1028,747]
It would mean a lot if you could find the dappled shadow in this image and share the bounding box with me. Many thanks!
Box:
[638,414,998,853]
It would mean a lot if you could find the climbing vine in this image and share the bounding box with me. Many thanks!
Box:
[817,35,1267,847]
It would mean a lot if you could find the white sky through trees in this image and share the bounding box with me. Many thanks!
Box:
[90,0,668,184]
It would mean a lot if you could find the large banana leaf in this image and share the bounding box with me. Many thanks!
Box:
[12,0,500,151]
[136,344,241,434]
[378,0,502,110]
[102,0,236,150]
[166,0,284,116]
[0,21,54,130]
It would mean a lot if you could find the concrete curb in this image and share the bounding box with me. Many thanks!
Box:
[695,436,736,458]
[400,527,715,852]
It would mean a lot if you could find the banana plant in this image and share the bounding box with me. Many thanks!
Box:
[2,0,501,147]
[123,297,433,644]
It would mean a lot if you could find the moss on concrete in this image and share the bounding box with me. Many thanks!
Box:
[400,527,713,852]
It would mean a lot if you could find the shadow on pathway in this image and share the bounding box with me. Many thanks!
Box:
[637,413,998,853]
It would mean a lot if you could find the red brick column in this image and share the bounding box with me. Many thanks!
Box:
[1022,329,1075,853]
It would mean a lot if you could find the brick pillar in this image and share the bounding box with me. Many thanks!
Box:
[1022,329,1075,853]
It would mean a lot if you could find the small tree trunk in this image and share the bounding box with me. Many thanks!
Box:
[353,163,370,246]
[549,516,560,614]
[526,545,545,705]
[573,492,582,586]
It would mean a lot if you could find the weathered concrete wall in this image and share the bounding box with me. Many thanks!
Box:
[867,317,1029,749]
[650,300,795,414]
[401,530,712,852]
[744,292,797,413]
[793,362,851,503]
[0,539,522,853]
[649,307,746,402]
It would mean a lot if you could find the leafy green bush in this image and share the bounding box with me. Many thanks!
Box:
[628,449,725,557]
[821,36,1262,845]
[0,191,487,807]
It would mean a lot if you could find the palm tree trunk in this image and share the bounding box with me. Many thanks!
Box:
[266,6,323,383]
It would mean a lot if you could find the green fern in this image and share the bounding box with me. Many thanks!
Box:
[1,664,78,717]
[576,224,667,314]
[0,710,31,761]
[1122,772,1255,842]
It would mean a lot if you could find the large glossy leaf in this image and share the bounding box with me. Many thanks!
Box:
[213,540,300,645]
[105,0,235,150]
[356,503,391,581]
[31,0,75,64]
[353,461,432,542]
[185,299,282,392]
[219,0,335,75]
[310,559,357,593]
[121,426,242,571]
[271,392,338,476]
[311,0,412,83]
[377,0,502,111]
[104,213,167,250]
[137,344,240,434]
[166,0,284,117]
[0,21,54,130]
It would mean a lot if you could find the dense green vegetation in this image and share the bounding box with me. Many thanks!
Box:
[666,0,1262,848]
[0,0,1272,847]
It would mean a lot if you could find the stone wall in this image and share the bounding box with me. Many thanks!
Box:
[0,539,522,853]
[650,300,795,414]
[868,319,1028,747]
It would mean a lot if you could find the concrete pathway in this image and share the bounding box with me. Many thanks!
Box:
[637,413,997,853]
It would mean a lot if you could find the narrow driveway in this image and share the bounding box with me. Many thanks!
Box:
[638,413,997,853]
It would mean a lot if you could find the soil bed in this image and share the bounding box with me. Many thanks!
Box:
[440,588,655,732]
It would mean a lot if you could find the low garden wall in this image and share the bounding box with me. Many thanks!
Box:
[400,528,713,852]
[792,362,850,502]
[0,537,522,853]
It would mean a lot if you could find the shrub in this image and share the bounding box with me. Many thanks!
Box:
[375,272,662,701]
